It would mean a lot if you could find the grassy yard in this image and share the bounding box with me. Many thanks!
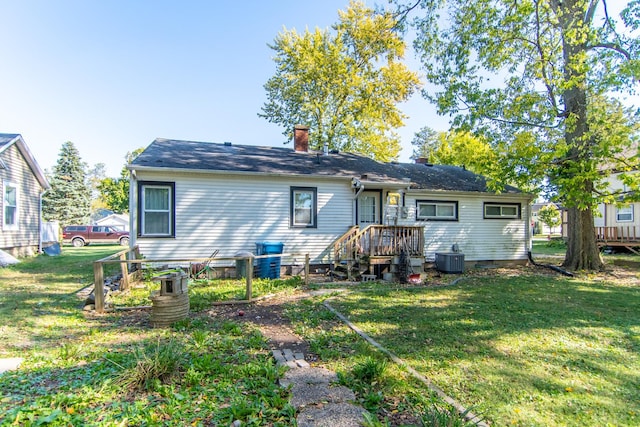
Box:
[1,245,638,426]
[0,246,300,426]
[286,269,640,426]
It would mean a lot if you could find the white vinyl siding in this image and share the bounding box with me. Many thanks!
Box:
[131,171,532,265]
[132,172,353,264]
[399,194,530,262]
[0,144,45,254]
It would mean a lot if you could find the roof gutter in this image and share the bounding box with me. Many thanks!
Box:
[128,165,411,187]
[404,187,535,201]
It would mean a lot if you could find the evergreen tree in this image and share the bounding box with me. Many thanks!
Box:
[42,141,91,225]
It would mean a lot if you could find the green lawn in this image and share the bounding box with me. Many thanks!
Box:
[0,247,299,426]
[0,245,124,356]
[1,246,638,426]
[287,272,640,426]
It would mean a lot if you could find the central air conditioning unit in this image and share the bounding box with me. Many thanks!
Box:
[435,253,465,273]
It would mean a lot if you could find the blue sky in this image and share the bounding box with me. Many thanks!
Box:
[0,0,446,177]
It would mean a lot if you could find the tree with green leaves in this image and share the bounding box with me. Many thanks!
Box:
[411,127,515,185]
[260,0,421,161]
[410,126,439,160]
[98,149,144,213]
[538,204,562,238]
[399,0,640,270]
[42,141,91,225]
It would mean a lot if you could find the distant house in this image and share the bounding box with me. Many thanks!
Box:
[594,172,640,252]
[0,134,50,257]
[128,127,534,275]
[95,213,130,231]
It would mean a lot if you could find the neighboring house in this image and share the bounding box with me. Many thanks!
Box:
[593,172,640,252]
[128,128,534,272]
[0,134,50,257]
[95,213,130,231]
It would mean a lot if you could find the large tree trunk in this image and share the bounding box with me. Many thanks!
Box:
[563,206,603,270]
[557,0,604,271]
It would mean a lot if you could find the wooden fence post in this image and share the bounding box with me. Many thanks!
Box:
[93,261,104,313]
[245,256,253,301]
[304,254,310,286]
[119,252,129,291]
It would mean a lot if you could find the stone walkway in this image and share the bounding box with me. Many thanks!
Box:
[272,349,368,427]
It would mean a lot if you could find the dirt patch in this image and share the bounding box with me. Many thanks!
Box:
[206,293,314,357]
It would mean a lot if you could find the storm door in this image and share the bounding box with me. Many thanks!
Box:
[358,191,381,226]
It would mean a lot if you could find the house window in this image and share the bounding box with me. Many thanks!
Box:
[416,200,458,221]
[290,187,317,228]
[3,181,18,230]
[616,205,633,222]
[138,181,175,237]
[484,202,521,219]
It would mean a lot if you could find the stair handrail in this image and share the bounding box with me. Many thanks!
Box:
[334,225,425,263]
[333,225,360,263]
[341,225,377,258]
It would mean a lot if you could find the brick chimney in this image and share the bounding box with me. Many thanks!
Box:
[293,125,309,152]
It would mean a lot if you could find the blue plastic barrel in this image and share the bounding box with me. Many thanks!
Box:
[255,242,284,279]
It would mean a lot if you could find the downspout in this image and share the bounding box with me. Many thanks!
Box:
[528,251,574,277]
[526,202,531,254]
[129,169,136,247]
[38,189,47,253]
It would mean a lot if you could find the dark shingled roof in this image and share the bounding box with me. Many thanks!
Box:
[0,133,50,189]
[131,138,522,194]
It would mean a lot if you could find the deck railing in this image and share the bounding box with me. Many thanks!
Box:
[334,225,424,262]
[595,226,640,244]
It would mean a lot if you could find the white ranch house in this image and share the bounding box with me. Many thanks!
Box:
[128,127,534,277]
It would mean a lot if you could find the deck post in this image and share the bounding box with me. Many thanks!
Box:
[245,256,253,301]
[93,261,105,313]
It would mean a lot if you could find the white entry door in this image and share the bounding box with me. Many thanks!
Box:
[358,191,381,226]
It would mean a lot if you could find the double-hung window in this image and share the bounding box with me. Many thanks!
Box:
[3,181,18,230]
[616,205,633,222]
[484,202,521,219]
[290,187,317,228]
[138,181,175,237]
[416,200,458,221]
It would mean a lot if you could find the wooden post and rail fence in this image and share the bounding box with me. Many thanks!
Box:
[93,246,311,313]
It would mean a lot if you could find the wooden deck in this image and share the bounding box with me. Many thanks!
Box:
[332,225,424,279]
[595,226,640,254]
[333,225,424,262]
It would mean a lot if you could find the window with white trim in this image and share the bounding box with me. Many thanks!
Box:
[484,202,521,219]
[416,200,458,221]
[616,205,633,222]
[138,181,175,237]
[290,187,317,228]
[3,181,18,230]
